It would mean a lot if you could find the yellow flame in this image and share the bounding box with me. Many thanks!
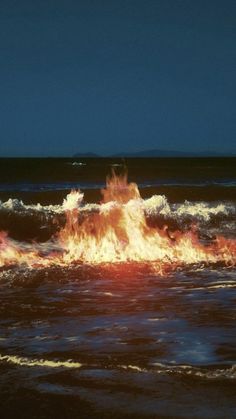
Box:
[0,171,235,273]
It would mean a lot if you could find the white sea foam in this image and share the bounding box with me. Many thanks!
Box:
[151,362,236,380]
[143,195,171,216]
[0,353,235,379]
[172,201,233,222]
[119,364,145,372]
[143,197,235,222]
[0,194,235,223]
[0,198,62,214]
[119,363,236,379]
[62,190,84,211]
[0,354,82,369]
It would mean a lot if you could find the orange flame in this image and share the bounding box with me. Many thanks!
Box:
[0,171,236,273]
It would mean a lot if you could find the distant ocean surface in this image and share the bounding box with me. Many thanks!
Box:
[0,158,235,418]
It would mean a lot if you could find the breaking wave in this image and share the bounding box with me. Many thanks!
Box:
[0,172,235,271]
[0,354,82,369]
[121,363,236,380]
[0,195,235,241]
[1,194,235,220]
[0,353,235,381]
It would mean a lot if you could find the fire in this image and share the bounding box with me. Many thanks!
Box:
[58,171,236,267]
[0,171,236,273]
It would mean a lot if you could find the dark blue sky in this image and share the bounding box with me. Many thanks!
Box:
[0,0,235,156]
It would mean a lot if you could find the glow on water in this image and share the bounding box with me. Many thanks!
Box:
[0,171,235,272]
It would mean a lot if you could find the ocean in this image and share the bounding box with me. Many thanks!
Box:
[0,157,235,418]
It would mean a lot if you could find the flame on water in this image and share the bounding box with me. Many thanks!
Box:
[0,171,236,274]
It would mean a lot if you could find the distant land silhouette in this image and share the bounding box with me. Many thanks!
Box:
[74,152,99,157]
[74,149,235,158]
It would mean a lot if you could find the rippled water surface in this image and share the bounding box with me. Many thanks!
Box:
[0,265,236,418]
[0,158,235,418]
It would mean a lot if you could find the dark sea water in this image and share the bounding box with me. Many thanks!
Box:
[0,158,235,419]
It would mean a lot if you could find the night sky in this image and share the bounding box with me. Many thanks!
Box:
[0,0,235,156]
